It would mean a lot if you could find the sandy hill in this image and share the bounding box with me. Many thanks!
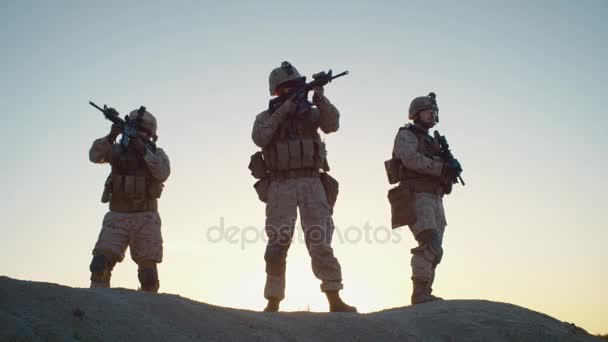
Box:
[0,276,601,342]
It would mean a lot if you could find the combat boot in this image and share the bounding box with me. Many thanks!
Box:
[89,270,111,288]
[264,297,281,312]
[89,254,114,289]
[137,263,159,293]
[411,278,443,305]
[90,280,109,288]
[325,291,357,313]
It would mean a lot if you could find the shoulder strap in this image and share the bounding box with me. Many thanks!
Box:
[391,125,407,158]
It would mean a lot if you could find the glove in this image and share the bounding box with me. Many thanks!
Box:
[107,123,123,142]
[132,137,147,156]
[441,159,462,184]
[273,96,296,123]
[312,86,324,103]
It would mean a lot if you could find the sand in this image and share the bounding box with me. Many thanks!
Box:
[0,276,601,342]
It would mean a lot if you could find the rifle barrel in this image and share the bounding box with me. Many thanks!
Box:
[332,71,348,79]
[89,101,104,113]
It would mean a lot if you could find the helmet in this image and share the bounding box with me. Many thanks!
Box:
[408,92,439,121]
[268,61,304,96]
[129,106,158,140]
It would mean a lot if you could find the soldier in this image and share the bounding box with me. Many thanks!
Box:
[251,61,356,312]
[88,107,170,292]
[387,92,461,305]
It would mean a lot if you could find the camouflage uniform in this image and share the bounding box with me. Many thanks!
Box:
[394,125,446,276]
[252,62,355,312]
[391,94,452,304]
[88,108,170,292]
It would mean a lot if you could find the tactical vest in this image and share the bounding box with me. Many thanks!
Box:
[394,124,444,194]
[262,112,329,174]
[106,145,163,212]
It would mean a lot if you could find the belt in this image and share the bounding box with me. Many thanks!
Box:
[269,168,320,181]
[109,198,158,213]
[402,179,444,196]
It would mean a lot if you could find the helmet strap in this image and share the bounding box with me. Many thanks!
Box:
[413,118,434,131]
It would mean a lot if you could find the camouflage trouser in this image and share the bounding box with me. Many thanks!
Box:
[92,211,163,264]
[408,192,447,282]
[264,177,343,300]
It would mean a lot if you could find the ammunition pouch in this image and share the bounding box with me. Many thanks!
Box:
[384,157,402,185]
[147,181,164,199]
[387,184,417,229]
[101,173,112,203]
[320,172,339,209]
[263,139,329,172]
[254,178,271,203]
[106,174,162,212]
[111,175,146,199]
[249,152,268,179]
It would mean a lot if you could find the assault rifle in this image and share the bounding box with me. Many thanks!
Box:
[434,130,464,185]
[268,69,348,115]
[89,101,157,152]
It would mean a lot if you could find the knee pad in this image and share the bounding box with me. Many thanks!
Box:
[264,244,289,276]
[89,254,115,283]
[137,264,159,292]
[412,230,444,265]
[90,254,108,273]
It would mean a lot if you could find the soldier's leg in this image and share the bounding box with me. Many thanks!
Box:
[137,261,160,293]
[411,228,443,301]
[299,178,356,312]
[409,193,443,304]
[263,180,297,309]
[89,212,129,288]
[130,212,163,293]
[429,196,447,291]
[89,253,117,288]
[298,178,342,291]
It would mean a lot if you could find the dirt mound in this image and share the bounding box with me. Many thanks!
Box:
[0,276,600,341]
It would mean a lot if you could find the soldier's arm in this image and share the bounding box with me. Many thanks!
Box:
[89,138,113,164]
[315,96,340,134]
[143,147,171,182]
[252,110,285,147]
[394,129,443,177]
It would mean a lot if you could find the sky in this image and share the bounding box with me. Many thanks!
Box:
[1,0,607,335]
